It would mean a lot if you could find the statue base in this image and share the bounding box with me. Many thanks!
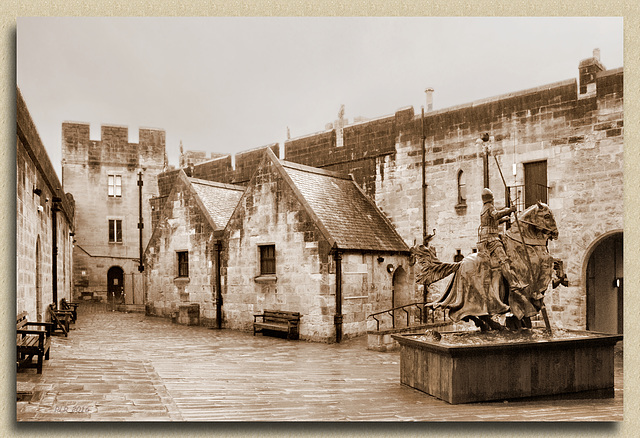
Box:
[392,329,622,404]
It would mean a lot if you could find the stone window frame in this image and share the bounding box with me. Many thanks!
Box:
[107,217,124,244]
[455,169,467,214]
[255,243,277,283]
[108,173,122,198]
[176,250,189,278]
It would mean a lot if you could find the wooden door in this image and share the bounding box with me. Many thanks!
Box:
[524,160,547,208]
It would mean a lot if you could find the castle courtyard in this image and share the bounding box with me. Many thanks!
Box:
[16,304,623,423]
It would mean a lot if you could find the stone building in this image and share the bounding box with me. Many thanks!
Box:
[17,88,75,321]
[168,50,623,334]
[144,170,244,326]
[61,121,166,307]
[222,149,411,342]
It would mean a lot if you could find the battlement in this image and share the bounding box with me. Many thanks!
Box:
[62,122,166,170]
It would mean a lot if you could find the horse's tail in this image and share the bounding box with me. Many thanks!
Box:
[411,245,461,285]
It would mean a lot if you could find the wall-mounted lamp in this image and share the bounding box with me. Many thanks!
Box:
[33,188,42,196]
[613,278,623,288]
[37,205,44,213]
[386,264,395,274]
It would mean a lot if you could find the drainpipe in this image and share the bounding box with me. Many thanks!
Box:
[334,250,343,343]
[137,171,144,272]
[52,199,60,306]
[421,106,427,244]
[215,240,223,329]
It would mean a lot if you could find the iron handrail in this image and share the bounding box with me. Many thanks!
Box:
[367,302,445,331]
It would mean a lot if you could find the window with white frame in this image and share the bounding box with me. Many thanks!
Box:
[108,219,123,243]
[108,174,122,197]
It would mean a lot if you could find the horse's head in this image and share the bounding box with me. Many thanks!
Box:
[520,201,558,240]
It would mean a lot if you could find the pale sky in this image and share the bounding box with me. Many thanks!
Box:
[16,17,623,180]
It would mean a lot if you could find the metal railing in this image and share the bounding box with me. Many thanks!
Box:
[367,302,448,331]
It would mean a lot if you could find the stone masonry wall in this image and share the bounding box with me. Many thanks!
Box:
[62,122,165,301]
[17,89,74,321]
[223,157,336,341]
[144,176,218,327]
[376,69,623,329]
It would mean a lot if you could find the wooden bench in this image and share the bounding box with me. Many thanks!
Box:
[253,310,301,340]
[48,303,72,337]
[17,311,53,374]
[60,298,79,323]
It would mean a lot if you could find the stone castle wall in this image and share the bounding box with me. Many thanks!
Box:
[17,88,74,320]
[175,62,623,330]
[62,122,166,301]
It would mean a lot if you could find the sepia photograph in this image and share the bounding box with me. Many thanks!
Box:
[15,16,624,423]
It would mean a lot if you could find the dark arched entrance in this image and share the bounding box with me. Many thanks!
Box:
[586,232,623,334]
[107,266,125,305]
[392,266,411,327]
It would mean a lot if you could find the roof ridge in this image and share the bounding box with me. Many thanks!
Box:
[280,159,351,180]
[188,177,245,191]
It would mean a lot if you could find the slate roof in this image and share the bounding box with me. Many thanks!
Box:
[189,177,244,230]
[279,159,409,253]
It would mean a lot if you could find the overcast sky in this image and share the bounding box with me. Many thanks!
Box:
[16,17,623,180]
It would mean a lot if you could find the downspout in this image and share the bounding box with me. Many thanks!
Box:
[421,107,427,244]
[52,198,61,307]
[137,171,144,272]
[334,250,343,343]
[215,239,223,329]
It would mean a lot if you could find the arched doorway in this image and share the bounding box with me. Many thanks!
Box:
[35,236,42,322]
[585,232,623,334]
[392,266,411,327]
[107,266,125,305]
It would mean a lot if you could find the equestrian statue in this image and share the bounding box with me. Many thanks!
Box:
[412,148,567,332]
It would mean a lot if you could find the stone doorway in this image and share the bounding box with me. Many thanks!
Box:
[107,266,125,305]
[391,266,411,326]
[586,231,623,334]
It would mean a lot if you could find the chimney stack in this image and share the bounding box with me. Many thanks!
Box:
[425,88,434,112]
[578,48,605,96]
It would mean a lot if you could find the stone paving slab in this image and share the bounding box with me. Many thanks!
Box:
[16,305,623,422]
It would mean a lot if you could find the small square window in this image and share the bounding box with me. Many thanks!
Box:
[108,219,123,243]
[259,245,276,275]
[177,251,189,277]
[108,174,122,197]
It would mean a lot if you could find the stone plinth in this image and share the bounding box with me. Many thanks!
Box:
[392,330,622,404]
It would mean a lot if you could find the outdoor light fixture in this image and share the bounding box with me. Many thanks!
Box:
[613,278,622,288]
[33,187,42,196]
[386,264,395,273]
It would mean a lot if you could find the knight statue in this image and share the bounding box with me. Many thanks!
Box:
[477,188,527,295]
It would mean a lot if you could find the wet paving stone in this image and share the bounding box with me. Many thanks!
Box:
[15,304,623,422]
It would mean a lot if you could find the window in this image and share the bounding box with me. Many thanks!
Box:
[108,219,122,243]
[177,251,189,277]
[457,170,466,205]
[259,245,276,275]
[108,174,122,197]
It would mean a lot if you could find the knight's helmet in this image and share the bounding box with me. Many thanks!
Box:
[481,188,494,203]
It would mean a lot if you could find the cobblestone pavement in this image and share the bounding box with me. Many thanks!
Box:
[16,304,623,422]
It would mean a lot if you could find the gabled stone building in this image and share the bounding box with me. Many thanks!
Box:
[144,170,244,326]
[164,50,622,335]
[222,149,411,342]
[17,88,75,321]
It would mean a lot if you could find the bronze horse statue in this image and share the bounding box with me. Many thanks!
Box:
[412,202,567,331]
